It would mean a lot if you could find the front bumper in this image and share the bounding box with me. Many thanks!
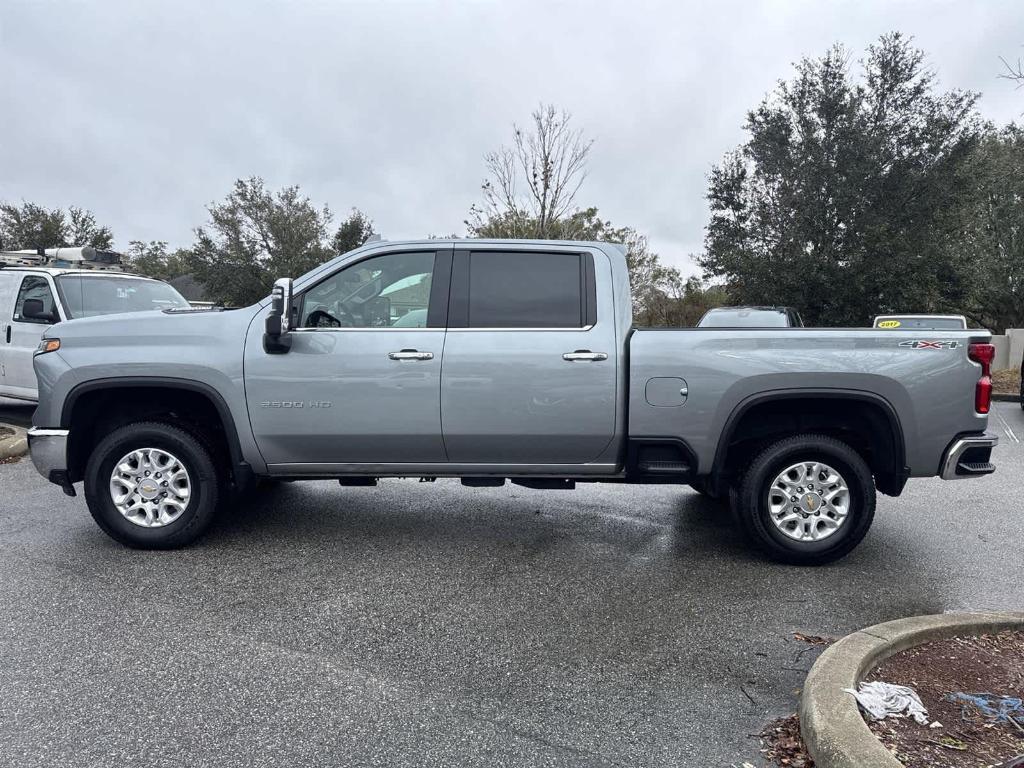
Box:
[27,427,75,495]
[940,433,999,480]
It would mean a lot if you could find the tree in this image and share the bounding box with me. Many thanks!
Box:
[643,276,729,327]
[700,34,982,326]
[125,241,191,282]
[332,209,376,255]
[468,107,693,323]
[956,126,1024,332]
[1000,52,1024,88]
[0,202,113,251]
[188,178,375,307]
[467,104,592,238]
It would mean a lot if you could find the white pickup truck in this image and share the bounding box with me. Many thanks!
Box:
[0,247,190,400]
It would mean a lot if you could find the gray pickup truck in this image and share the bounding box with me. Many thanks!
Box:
[27,240,999,564]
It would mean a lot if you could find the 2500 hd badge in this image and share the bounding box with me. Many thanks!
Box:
[260,400,333,408]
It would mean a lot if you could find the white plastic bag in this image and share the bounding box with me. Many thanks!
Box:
[843,681,929,725]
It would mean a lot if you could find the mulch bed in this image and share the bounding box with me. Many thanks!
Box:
[864,630,1024,767]
[994,368,1021,396]
[759,631,1024,768]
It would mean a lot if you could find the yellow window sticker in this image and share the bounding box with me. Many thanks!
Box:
[878,320,901,328]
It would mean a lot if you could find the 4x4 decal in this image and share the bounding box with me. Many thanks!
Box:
[898,340,961,350]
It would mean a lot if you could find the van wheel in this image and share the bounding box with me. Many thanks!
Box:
[735,434,875,565]
[84,421,221,549]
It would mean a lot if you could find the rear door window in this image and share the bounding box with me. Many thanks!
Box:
[463,251,587,328]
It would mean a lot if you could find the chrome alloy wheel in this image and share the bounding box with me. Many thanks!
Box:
[767,461,850,542]
[109,448,191,528]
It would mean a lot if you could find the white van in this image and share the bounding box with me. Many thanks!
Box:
[0,247,191,402]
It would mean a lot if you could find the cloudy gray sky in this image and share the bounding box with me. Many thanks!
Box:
[2,0,1021,275]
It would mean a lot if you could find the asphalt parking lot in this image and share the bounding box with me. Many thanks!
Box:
[0,402,1021,767]
[0,397,32,429]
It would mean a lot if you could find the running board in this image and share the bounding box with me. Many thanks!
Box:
[638,461,692,474]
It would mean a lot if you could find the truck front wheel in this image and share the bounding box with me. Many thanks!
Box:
[83,421,222,549]
[734,434,876,565]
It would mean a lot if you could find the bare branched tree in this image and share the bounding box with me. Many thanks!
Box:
[467,104,593,238]
[1000,54,1024,87]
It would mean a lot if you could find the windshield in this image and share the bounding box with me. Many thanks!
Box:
[57,275,191,318]
[698,309,790,327]
[874,317,966,330]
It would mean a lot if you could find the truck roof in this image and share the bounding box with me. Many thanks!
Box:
[0,266,159,280]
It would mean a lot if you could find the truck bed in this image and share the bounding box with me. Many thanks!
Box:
[627,327,991,478]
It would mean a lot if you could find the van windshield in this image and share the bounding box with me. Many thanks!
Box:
[56,275,191,318]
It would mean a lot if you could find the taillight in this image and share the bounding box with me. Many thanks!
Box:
[968,343,995,414]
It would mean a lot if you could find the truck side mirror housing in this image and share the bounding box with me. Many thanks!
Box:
[263,278,294,354]
[22,298,57,323]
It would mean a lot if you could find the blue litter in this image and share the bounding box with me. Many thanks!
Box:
[945,692,1024,723]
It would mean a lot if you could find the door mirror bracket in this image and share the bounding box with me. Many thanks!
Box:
[264,278,294,354]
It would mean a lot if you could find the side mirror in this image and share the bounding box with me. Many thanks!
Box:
[263,277,294,354]
[22,298,56,323]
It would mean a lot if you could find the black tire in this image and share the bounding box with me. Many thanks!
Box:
[84,421,222,549]
[734,434,876,565]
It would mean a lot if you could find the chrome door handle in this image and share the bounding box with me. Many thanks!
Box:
[562,350,608,362]
[388,349,433,361]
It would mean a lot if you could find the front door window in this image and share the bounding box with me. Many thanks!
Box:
[299,251,435,329]
[13,276,58,324]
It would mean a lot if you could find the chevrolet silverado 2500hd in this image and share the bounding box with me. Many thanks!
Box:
[27,240,999,564]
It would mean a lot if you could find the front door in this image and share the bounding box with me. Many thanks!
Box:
[2,274,62,400]
[245,248,452,468]
[440,247,618,465]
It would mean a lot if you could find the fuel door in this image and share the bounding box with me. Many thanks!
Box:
[645,377,688,407]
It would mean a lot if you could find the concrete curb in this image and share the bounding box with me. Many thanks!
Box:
[799,611,1024,768]
[0,424,28,460]
[993,392,1020,403]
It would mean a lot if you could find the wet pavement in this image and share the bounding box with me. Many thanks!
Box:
[0,397,33,429]
[0,402,1021,767]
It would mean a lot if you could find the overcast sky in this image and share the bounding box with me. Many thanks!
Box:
[2,0,1021,275]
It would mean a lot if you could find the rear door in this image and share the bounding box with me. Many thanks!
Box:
[3,273,63,399]
[440,246,617,465]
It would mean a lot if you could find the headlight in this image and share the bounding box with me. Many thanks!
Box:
[35,338,61,355]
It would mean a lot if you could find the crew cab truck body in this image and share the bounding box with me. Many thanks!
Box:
[27,240,999,564]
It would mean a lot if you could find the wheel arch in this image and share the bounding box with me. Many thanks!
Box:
[61,377,251,487]
[709,389,908,497]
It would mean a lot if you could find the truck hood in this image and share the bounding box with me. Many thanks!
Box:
[47,307,260,342]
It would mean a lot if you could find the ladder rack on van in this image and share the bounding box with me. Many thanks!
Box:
[0,246,126,271]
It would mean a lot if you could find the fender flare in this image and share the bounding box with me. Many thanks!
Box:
[709,388,908,490]
[61,376,247,473]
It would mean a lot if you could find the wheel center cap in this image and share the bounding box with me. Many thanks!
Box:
[800,493,823,513]
[139,481,160,500]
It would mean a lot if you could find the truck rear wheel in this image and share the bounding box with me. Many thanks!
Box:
[83,421,222,549]
[734,434,875,565]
